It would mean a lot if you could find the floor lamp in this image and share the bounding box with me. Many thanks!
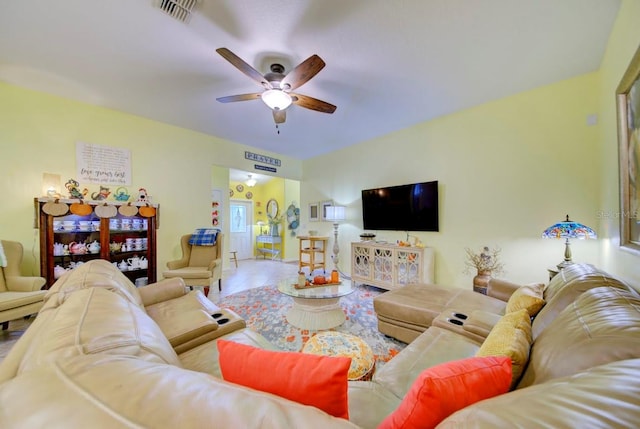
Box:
[325,205,346,272]
[542,214,597,270]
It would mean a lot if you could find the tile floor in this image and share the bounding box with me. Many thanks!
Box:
[0,258,301,361]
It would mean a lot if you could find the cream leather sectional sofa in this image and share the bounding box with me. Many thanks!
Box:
[0,260,639,428]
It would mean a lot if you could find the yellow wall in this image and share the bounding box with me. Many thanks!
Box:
[228,176,291,258]
[0,82,302,277]
[597,0,640,287]
[303,72,602,287]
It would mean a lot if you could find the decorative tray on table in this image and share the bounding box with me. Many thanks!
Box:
[293,281,342,290]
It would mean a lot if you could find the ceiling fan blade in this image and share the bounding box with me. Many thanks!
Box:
[273,109,286,124]
[281,55,325,91]
[291,93,336,114]
[216,93,262,103]
[216,48,271,89]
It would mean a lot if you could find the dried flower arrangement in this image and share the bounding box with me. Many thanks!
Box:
[464,246,505,275]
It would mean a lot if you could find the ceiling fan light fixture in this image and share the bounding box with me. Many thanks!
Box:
[261,89,292,110]
[246,174,257,187]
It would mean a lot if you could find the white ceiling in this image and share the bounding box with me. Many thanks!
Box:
[0,0,620,160]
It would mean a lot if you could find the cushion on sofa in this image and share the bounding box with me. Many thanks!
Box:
[19,287,181,373]
[178,328,280,377]
[519,286,640,389]
[476,309,532,388]
[217,339,351,419]
[43,259,143,309]
[532,265,634,339]
[437,359,640,428]
[374,326,482,399]
[504,283,545,317]
[378,356,512,429]
[0,354,357,429]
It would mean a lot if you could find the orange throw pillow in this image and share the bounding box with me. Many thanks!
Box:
[379,356,512,429]
[217,339,351,419]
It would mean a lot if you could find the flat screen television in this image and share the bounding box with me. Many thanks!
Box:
[361,181,439,232]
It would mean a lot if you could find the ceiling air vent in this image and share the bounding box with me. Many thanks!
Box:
[155,0,198,23]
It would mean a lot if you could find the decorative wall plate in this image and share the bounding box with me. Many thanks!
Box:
[236,184,244,192]
[229,189,234,197]
[245,191,253,199]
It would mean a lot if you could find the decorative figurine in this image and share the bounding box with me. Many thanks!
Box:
[137,188,149,202]
[113,187,131,201]
[65,179,85,200]
[91,185,111,201]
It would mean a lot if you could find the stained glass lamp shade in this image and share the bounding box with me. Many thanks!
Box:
[542,215,597,269]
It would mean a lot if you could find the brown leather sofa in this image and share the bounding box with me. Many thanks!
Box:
[1,261,638,428]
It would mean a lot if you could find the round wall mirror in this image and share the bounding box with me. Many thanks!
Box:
[267,199,279,219]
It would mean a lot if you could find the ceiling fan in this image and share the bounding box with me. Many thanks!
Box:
[215,47,336,126]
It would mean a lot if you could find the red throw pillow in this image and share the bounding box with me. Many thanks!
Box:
[379,356,512,429]
[217,339,351,419]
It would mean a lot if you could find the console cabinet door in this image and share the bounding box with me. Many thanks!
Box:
[351,241,434,290]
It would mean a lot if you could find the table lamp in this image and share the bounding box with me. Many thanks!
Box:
[542,214,597,269]
[325,205,346,270]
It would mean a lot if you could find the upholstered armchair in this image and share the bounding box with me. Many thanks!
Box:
[163,233,224,295]
[0,240,47,329]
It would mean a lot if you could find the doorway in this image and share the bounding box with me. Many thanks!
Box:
[229,200,254,260]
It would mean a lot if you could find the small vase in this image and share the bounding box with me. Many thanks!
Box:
[270,224,279,237]
[473,270,492,295]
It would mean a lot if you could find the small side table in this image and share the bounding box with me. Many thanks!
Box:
[297,236,328,273]
[256,235,281,260]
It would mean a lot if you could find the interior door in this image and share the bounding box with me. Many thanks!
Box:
[229,200,253,260]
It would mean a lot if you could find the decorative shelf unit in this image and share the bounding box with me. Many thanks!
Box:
[256,234,282,260]
[351,241,435,290]
[35,198,159,288]
[298,236,329,273]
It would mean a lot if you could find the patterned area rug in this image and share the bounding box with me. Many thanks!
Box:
[217,284,406,368]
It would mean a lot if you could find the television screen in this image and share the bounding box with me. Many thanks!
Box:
[361,181,439,232]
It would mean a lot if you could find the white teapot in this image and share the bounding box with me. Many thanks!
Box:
[53,242,65,256]
[118,260,129,271]
[88,240,101,254]
[127,256,140,270]
[138,256,148,269]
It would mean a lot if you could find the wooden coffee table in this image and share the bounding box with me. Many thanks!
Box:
[277,279,355,330]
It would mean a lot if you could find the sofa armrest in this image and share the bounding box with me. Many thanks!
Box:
[139,278,187,307]
[432,309,486,344]
[486,278,521,302]
[463,310,502,338]
[5,276,46,292]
